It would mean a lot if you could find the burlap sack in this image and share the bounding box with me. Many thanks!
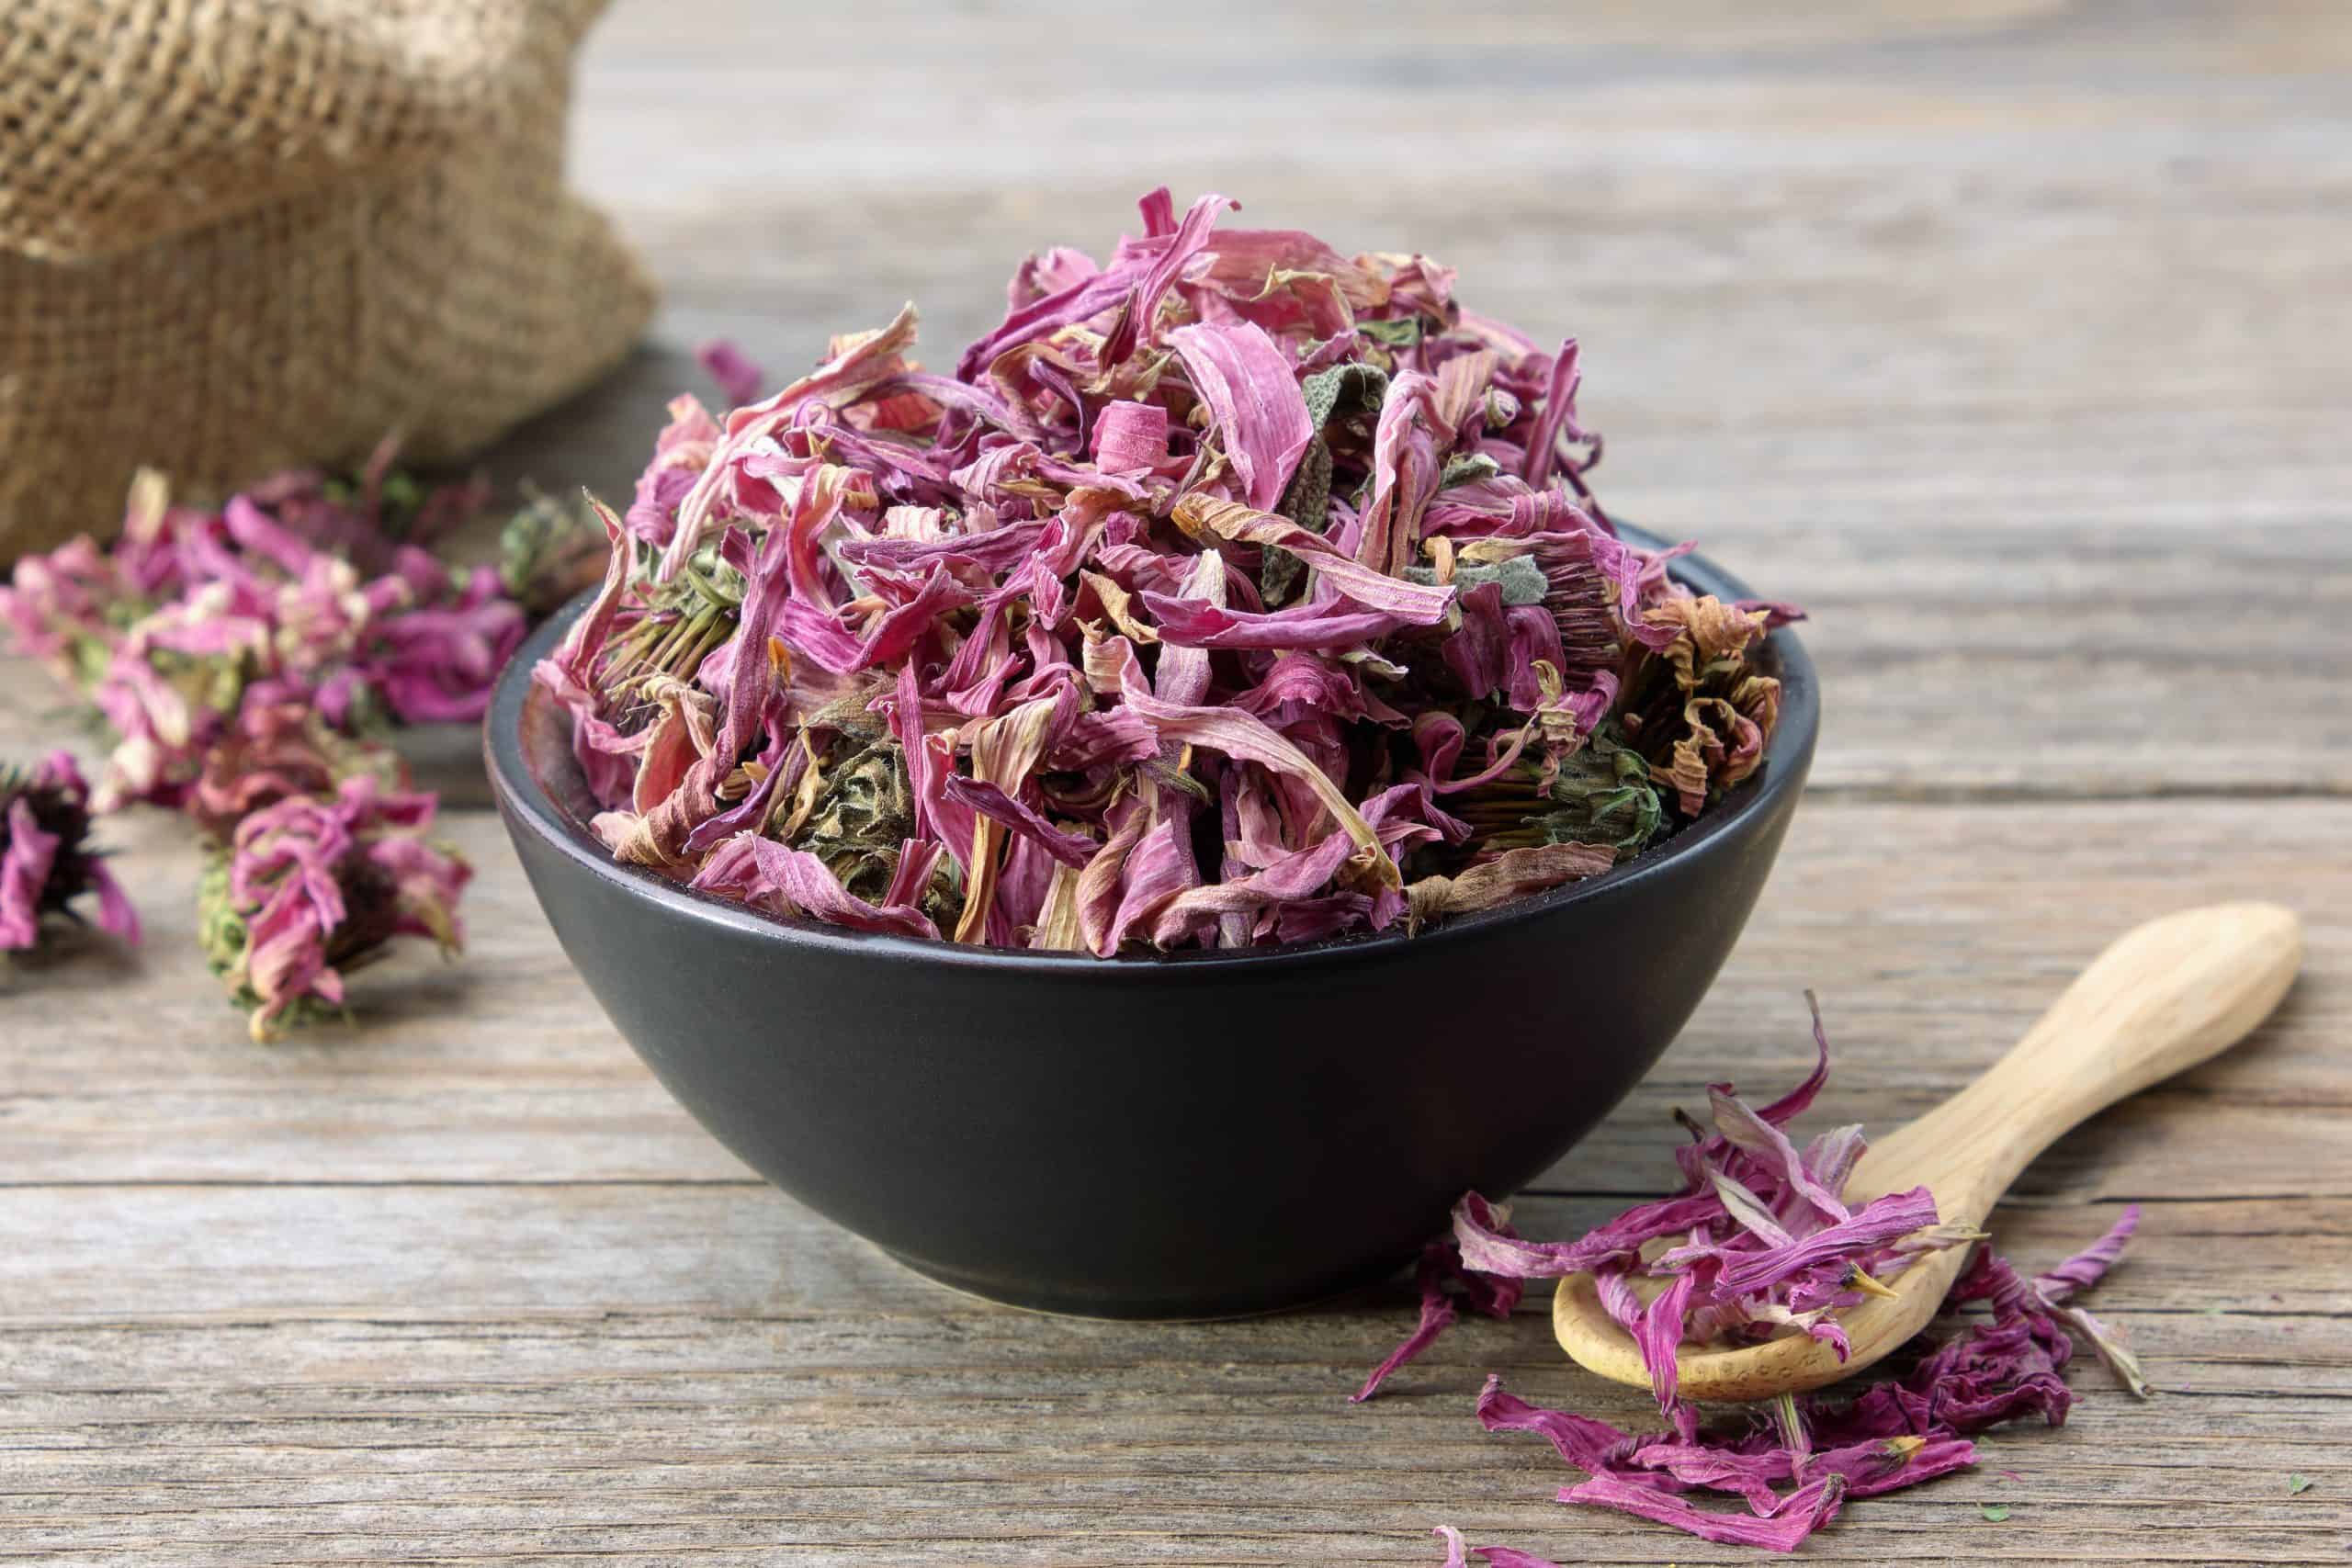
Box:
[0,0,655,558]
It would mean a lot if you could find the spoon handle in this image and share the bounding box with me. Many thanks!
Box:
[1852,903,2302,1217]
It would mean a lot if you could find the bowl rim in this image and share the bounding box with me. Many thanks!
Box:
[485,524,1818,976]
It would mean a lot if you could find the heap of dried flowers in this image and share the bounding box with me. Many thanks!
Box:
[539,188,1797,952]
[0,449,579,1035]
[1361,1005,2149,1555]
[1,458,528,813]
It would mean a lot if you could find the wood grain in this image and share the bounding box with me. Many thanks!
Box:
[4,0,2348,1562]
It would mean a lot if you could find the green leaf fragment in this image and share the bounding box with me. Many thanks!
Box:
[1403,557,1547,606]
[1439,452,1500,488]
[2289,1473,2314,1495]
[1269,438,1334,597]
[1435,724,1668,867]
[1299,361,1389,428]
[1355,316,1423,351]
[378,470,424,532]
[1979,1503,2011,1522]
[776,733,958,922]
[1262,357,1388,600]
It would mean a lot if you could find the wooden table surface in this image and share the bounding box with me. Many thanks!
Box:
[5,2,2347,1562]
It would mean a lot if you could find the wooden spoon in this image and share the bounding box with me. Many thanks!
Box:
[1552,902,2303,1403]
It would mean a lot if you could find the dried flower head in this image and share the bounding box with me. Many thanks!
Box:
[186,700,403,842]
[196,776,469,1042]
[498,488,616,620]
[0,751,140,953]
[0,463,527,814]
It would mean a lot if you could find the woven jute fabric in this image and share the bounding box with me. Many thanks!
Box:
[0,0,655,558]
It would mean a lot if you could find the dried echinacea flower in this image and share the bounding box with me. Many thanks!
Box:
[185,700,401,842]
[196,776,469,1042]
[1443,722,1666,863]
[0,463,528,813]
[1451,1210,2137,1554]
[0,455,524,1033]
[498,486,616,620]
[534,188,1802,953]
[1425,998,1992,1413]
[1363,1005,2150,1555]
[0,750,140,953]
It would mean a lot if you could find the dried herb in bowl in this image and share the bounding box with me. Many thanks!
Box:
[538,187,1801,952]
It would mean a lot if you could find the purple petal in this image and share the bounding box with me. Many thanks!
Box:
[1143,593,1419,652]
[1634,1269,1698,1414]
[696,339,766,406]
[1810,1435,1978,1499]
[689,835,939,941]
[1625,1438,1791,1515]
[1710,1080,1849,1226]
[1474,1375,1644,1474]
[88,862,141,944]
[1557,1471,1846,1552]
[2033,1204,2140,1303]
[1103,816,1198,951]
[1453,1189,1722,1280]
[837,520,1047,577]
[1714,1188,1941,1298]
[0,798,60,950]
[1469,1549,1569,1568]
[1167,321,1316,512]
[1753,989,1837,1126]
[1152,549,1226,708]
[1518,338,1591,490]
[1091,400,1170,473]
[939,775,1099,868]
[1351,1242,1463,1404]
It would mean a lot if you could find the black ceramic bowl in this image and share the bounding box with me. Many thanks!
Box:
[487,532,1816,1318]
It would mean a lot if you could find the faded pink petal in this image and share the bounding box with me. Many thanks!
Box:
[0,798,59,950]
[1167,321,1315,512]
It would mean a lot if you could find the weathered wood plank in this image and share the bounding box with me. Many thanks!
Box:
[0,1191,2343,1562]
[0,1190,2339,1322]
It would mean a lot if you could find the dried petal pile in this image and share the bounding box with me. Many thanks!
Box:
[0,750,139,953]
[0,460,528,813]
[1363,1008,2150,1554]
[540,188,1796,952]
[1443,996,1991,1412]
[0,453,578,1033]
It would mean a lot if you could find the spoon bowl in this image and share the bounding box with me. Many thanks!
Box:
[1552,902,2304,1402]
